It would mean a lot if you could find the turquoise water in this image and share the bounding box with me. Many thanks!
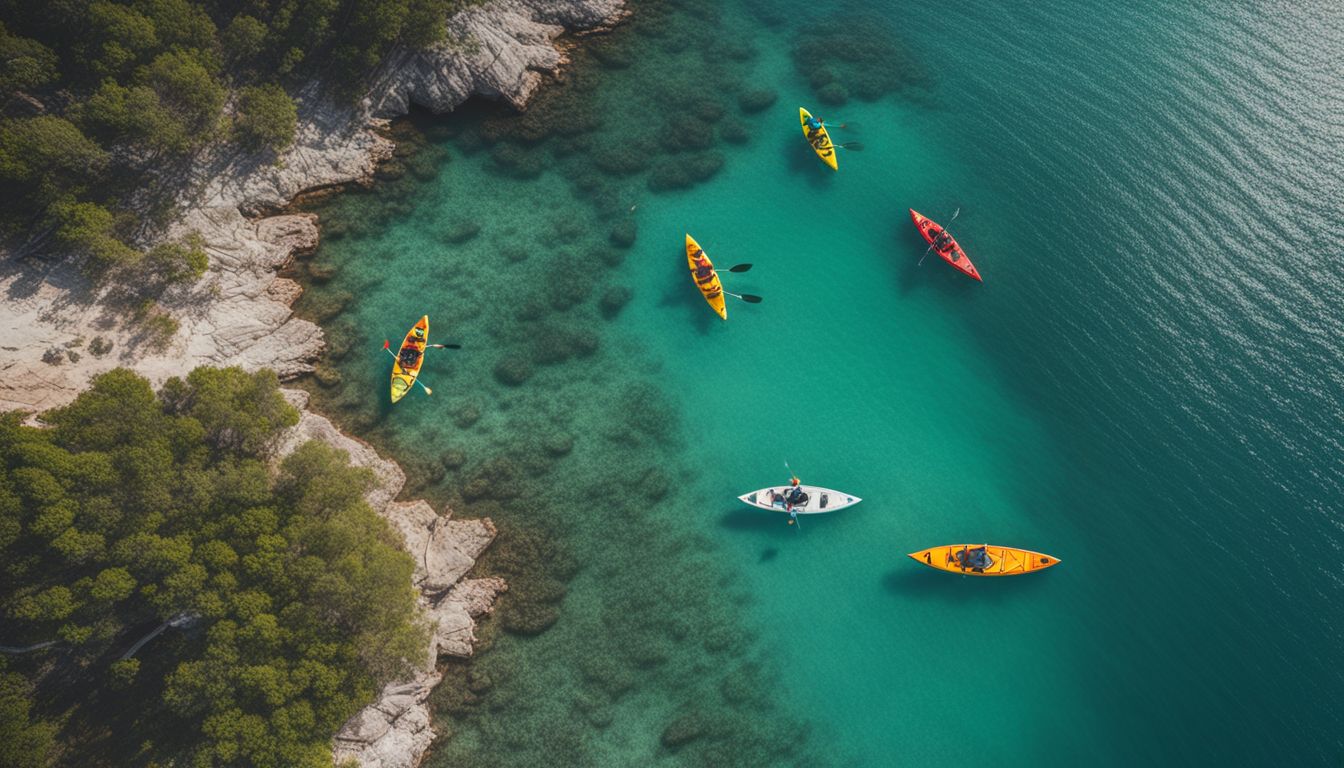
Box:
[294,0,1344,764]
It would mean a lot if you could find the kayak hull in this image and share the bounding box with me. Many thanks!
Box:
[391,315,429,403]
[686,234,727,320]
[737,485,861,515]
[909,208,982,282]
[799,107,838,171]
[907,545,1060,576]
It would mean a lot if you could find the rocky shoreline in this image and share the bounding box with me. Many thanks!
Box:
[0,1,626,766]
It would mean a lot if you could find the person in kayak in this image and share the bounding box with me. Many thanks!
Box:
[955,545,992,571]
[784,477,807,508]
[399,325,426,369]
[691,250,714,284]
[399,345,422,369]
[803,113,825,135]
[933,229,955,252]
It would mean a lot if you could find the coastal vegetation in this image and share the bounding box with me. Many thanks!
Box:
[0,367,425,766]
[0,0,482,277]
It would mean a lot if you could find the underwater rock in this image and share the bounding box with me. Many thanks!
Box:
[453,402,482,428]
[593,143,654,176]
[685,151,725,182]
[501,244,530,263]
[499,599,560,636]
[719,119,750,145]
[462,457,522,502]
[375,160,407,180]
[818,81,849,106]
[737,88,777,114]
[541,432,574,457]
[658,115,717,152]
[590,40,633,69]
[307,261,339,284]
[647,161,692,192]
[691,99,727,122]
[599,286,632,319]
[637,468,670,500]
[660,711,710,749]
[441,221,483,245]
[493,356,535,386]
[793,11,926,103]
[609,220,638,248]
[490,143,546,179]
[578,653,635,699]
[305,289,353,322]
[597,246,625,266]
[312,363,343,388]
[441,449,467,470]
[548,274,592,311]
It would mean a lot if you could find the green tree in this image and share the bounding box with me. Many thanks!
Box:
[0,662,58,768]
[141,232,209,284]
[220,14,268,70]
[135,0,218,53]
[49,199,139,272]
[159,367,298,457]
[0,22,59,93]
[84,0,160,80]
[233,83,297,151]
[2,366,425,766]
[141,49,225,149]
[0,116,107,222]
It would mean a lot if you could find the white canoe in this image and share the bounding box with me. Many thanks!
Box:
[737,485,862,515]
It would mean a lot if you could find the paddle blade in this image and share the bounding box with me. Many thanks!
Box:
[738,294,763,304]
[423,386,432,395]
[383,340,390,349]
[728,263,753,273]
[431,343,462,350]
[838,142,864,151]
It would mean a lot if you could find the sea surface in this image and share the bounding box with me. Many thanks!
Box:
[292,0,1344,764]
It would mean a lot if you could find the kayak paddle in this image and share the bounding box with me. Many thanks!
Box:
[919,207,960,266]
[784,461,801,528]
[836,142,864,151]
[714,263,753,274]
[382,341,433,395]
[724,290,762,304]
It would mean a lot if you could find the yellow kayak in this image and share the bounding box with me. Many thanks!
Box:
[908,544,1061,577]
[799,107,837,171]
[391,315,429,403]
[686,234,727,320]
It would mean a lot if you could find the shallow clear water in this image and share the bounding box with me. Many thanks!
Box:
[294,0,1344,764]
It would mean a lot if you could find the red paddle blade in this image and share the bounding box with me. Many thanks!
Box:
[383,340,390,349]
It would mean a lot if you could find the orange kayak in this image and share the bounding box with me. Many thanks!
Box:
[908,544,1060,576]
[910,209,982,282]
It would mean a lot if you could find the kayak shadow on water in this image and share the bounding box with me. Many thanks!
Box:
[779,135,834,189]
[881,566,1052,603]
[719,507,807,537]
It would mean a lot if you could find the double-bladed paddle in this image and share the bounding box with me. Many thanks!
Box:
[381,338,461,396]
[919,207,961,266]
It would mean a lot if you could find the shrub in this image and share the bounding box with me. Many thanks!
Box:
[234,83,297,152]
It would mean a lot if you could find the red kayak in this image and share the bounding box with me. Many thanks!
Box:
[910,209,982,282]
